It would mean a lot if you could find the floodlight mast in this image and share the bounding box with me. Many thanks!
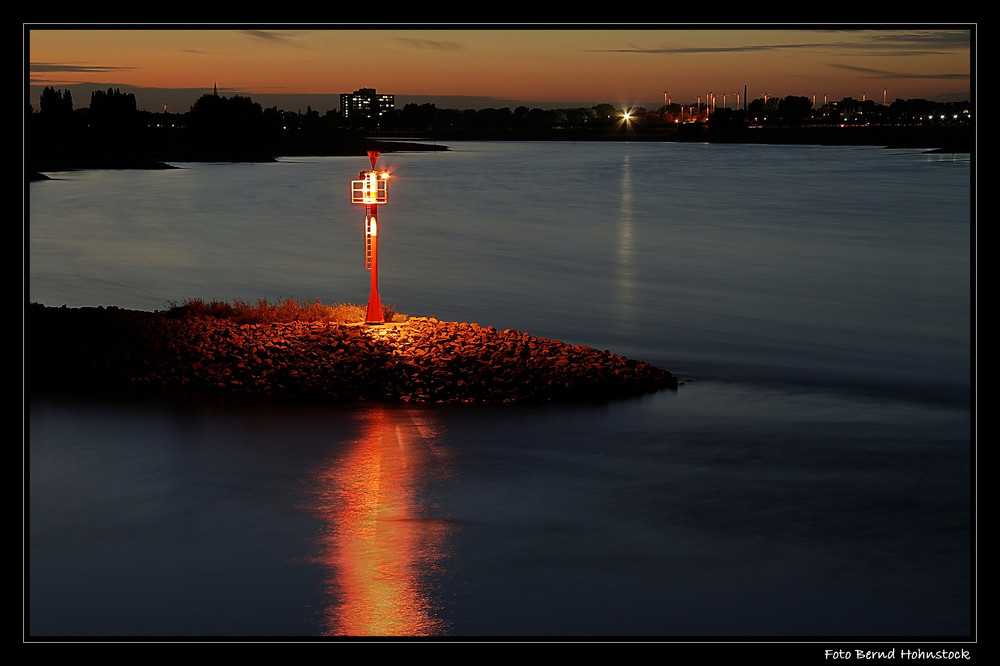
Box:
[351,151,388,324]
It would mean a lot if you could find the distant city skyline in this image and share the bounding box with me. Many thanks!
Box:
[26,26,974,115]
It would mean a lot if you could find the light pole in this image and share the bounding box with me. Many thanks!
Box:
[351,150,389,325]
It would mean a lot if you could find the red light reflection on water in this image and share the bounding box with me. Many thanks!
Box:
[311,405,452,637]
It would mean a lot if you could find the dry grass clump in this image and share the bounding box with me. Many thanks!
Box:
[166,298,403,324]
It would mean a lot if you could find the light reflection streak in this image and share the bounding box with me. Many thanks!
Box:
[615,152,637,322]
[310,404,452,637]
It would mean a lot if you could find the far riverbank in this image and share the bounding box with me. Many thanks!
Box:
[404,122,971,153]
[28,123,970,179]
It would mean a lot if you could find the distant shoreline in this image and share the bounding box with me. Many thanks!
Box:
[27,138,449,178]
[28,124,970,178]
[375,123,971,152]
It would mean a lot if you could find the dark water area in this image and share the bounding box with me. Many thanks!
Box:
[27,142,973,643]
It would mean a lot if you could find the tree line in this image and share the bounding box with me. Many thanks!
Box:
[28,87,972,171]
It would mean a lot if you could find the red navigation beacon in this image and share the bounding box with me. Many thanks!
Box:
[351,151,389,324]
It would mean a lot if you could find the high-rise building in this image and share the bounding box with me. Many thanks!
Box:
[340,88,395,121]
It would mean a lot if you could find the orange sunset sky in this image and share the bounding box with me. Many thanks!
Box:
[26,26,974,114]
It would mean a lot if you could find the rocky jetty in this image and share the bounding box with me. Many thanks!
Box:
[27,304,677,405]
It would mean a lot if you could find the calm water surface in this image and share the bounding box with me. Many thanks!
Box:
[27,142,973,640]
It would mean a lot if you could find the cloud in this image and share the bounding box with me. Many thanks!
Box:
[591,42,825,55]
[240,30,308,47]
[393,37,467,52]
[589,29,971,57]
[827,63,970,81]
[30,62,134,74]
[864,29,972,51]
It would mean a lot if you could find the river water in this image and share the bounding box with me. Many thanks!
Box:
[27,141,973,641]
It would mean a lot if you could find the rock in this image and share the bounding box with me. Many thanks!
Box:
[26,303,677,405]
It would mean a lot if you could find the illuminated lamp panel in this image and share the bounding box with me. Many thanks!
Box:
[351,172,388,205]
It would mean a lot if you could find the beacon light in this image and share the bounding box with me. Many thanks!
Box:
[352,170,388,205]
[351,151,389,325]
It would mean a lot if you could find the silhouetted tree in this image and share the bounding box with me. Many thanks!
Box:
[706,107,748,141]
[186,93,275,156]
[30,87,83,169]
[478,107,514,129]
[563,107,596,127]
[776,96,812,124]
[591,104,619,127]
[38,87,73,117]
[90,87,137,115]
[400,103,438,130]
[87,87,141,144]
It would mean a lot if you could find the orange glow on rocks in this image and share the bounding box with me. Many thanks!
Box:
[27,305,678,404]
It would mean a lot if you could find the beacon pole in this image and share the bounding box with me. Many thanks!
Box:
[365,209,383,324]
[351,151,389,325]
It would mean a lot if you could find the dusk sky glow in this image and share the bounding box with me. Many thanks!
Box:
[27,26,973,114]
